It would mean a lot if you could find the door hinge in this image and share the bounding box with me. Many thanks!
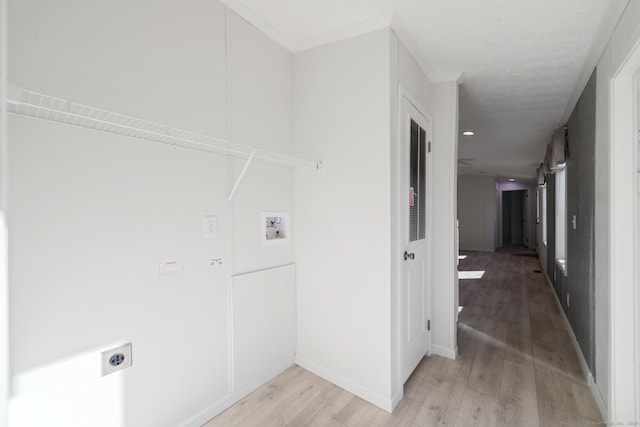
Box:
[428,141,432,153]
[427,319,431,331]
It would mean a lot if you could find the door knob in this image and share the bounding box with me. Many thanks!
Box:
[404,251,415,260]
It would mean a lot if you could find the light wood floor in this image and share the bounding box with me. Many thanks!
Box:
[203,250,603,427]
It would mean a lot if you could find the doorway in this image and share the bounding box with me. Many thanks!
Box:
[501,190,527,247]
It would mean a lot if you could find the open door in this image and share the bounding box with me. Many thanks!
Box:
[400,95,431,384]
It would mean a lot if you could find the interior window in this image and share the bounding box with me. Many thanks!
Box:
[555,165,567,272]
[542,185,547,245]
[409,119,427,242]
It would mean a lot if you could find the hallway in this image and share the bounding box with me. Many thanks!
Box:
[204,250,603,427]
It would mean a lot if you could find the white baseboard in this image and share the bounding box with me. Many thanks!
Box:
[543,273,608,420]
[176,356,295,427]
[390,387,404,411]
[295,354,394,412]
[431,344,457,360]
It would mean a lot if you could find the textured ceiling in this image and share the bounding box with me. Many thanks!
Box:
[221,0,627,179]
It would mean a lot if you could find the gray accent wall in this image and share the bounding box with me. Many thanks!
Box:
[545,70,597,375]
[566,70,596,373]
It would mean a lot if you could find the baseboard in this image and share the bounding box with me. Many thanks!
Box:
[543,273,608,420]
[295,354,394,412]
[431,344,457,360]
[390,387,404,411]
[176,356,295,427]
[588,372,607,420]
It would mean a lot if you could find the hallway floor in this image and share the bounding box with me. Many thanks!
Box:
[203,251,603,427]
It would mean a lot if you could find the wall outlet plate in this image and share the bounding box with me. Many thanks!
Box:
[204,215,218,238]
[101,343,132,376]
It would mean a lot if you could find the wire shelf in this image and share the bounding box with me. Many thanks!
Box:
[7,86,317,169]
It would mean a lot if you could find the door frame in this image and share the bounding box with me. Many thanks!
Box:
[396,85,433,385]
[1,0,8,424]
[0,0,8,424]
[609,37,640,421]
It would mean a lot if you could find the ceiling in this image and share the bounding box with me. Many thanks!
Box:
[221,0,628,180]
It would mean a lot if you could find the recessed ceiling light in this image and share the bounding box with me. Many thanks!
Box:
[508,178,515,182]
[462,131,475,136]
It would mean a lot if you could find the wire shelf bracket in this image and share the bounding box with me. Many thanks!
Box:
[6,86,321,196]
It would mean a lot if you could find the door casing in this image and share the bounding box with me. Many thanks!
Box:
[397,86,432,385]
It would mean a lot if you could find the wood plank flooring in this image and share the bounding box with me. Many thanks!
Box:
[203,250,603,427]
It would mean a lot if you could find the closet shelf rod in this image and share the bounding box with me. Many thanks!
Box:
[6,85,318,170]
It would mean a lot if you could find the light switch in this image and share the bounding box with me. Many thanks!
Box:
[204,215,217,238]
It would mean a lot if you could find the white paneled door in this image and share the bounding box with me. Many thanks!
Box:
[400,95,432,384]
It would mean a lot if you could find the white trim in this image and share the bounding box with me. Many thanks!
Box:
[175,357,295,427]
[218,3,464,83]
[218,0,294,51]
[295,354,394,412]
[636,68,640,427]
[389,13,463,83]
[397,85,434,384]
[543,272,607,419]
[398,85,431,125]
[431,344,457,360]
[390,387,404,412]
[219,0,394,54]
[610,32,640,422]
[0,0,7,424]
[447,83,461,359]
[290,13,395,53]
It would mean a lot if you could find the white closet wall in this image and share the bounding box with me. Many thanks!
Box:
[7,1,296,426]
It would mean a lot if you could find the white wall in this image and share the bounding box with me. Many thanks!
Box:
[294,29,394,410]
[293,26,459,411]
[595,0,640,420]
[430,81,460,359]
[457,175,497,252]
[7,2,296,426]
[226,10,295,276]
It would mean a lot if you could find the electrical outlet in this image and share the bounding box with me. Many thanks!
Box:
[210,258,223,266]
[101,343,132,376]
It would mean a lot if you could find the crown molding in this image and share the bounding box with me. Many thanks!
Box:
[290,12,395,52]
[219,0,296,51]
[219,1,463,83]
[389,13,463,83]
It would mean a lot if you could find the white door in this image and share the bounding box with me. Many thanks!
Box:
[400,95,431,384]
